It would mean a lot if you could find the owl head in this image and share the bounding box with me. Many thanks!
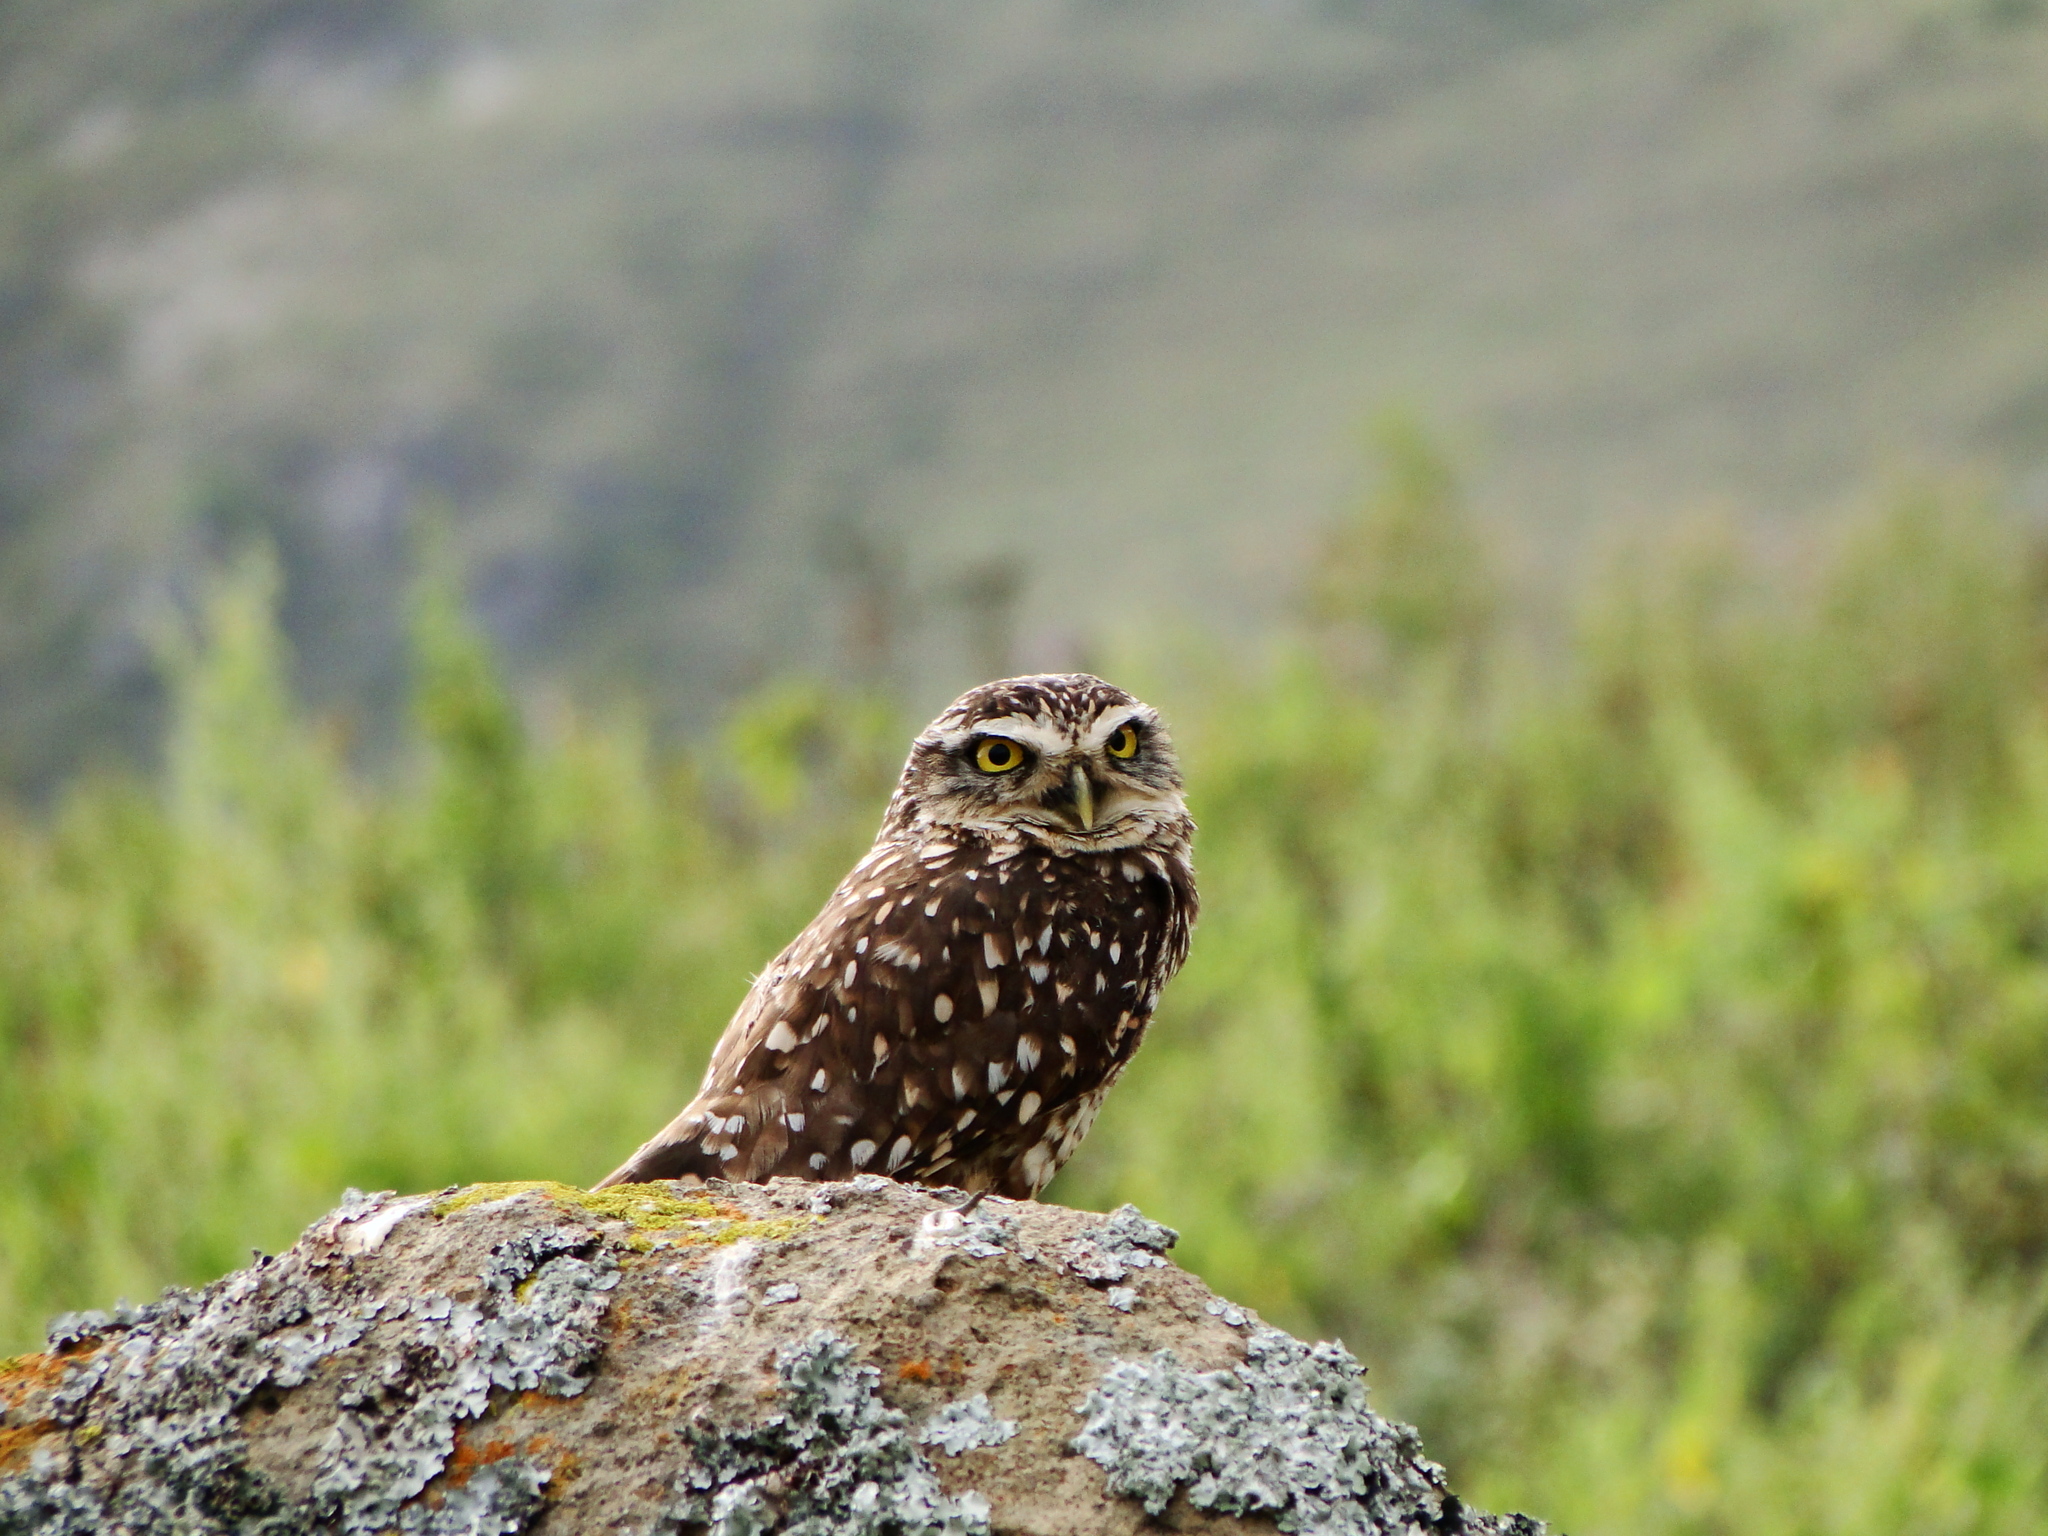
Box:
[881,674,1188,853]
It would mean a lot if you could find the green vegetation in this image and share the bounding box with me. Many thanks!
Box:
[8,475,2048,1535]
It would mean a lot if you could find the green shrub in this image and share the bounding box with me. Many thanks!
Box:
[6,489,2048,1534]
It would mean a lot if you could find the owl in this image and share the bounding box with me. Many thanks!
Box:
[596,674,1197,1200]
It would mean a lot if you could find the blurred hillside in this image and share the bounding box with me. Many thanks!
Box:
[5,0,2048,787]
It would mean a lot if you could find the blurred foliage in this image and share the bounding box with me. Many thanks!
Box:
[8,480,2048,1536]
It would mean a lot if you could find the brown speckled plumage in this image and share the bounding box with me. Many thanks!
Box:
[597,674,1197,1199]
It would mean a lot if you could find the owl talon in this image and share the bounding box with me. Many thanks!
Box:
[952,1188,993,1216]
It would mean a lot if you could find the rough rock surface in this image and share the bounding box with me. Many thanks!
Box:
[0,1178,1544,1536]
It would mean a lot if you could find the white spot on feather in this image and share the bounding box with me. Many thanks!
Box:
[984,933,1006,968]
[1016,1036,1041,1073]
[1021,1142,1057,1192]
[1018,1091,1042,1124]
[887,1135,914,1172]
[934,993,954,1023]
[850,1139,877,1168]
[812,1069,830,1092]
[1109,941,1122,964]
[843,960,858,988]
[810,1153,828,1170]
[978,978,999,1015]
[765,1021,799,1053]
[783,1112,806,1132]
[1027,961,1049,984]
[987,1061,1010,1092]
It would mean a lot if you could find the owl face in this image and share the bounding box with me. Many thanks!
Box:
[883,674,1186,854]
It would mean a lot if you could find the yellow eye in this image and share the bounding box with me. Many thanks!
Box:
[974,737,1026,773]
[1106,724,1140,759]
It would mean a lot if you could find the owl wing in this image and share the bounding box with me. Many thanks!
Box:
[594,835,1183,1192]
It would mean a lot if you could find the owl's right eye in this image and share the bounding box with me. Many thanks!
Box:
[972,737,1029,774]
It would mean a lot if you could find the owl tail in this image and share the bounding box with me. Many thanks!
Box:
[593,1113,720,1189]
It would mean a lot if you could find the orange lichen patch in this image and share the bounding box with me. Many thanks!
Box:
[516,1389,576,1412]
[0,1351,73,1426]
[528,1436,581,1492]
[442,1432,519,1489]
[1,1351,67,1398]
[0,1421,57,1475]
[897,1359,934,1383]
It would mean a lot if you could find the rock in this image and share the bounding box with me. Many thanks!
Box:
[0,1178,1544,1536]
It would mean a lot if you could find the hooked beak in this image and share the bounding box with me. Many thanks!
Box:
[1069,763,1096,832]
[1043,760,1099,833]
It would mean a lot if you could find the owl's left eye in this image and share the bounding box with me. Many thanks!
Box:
[1105,724,1141,759]
[973,737,1030,774]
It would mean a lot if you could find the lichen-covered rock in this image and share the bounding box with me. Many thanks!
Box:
[0,1177,1545,1536]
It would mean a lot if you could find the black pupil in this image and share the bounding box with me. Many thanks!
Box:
[988,742,1013,765]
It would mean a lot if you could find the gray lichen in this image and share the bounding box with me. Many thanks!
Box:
[917,1396,1018,1457]
[1066,1203,1177,1286]
[1072,1322,1537,1536]
[0,1189,617,1536]
[1094,1205,1178,1256]
[666,1331,992,1536]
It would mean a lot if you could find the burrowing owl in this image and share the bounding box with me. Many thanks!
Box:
[597,674,1197,1199]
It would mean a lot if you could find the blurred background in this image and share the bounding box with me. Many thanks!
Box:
[6,0,2048,1530]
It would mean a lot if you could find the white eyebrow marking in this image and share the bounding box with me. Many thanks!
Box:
[1079,708,1149,750]
[941,715,1070,756]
